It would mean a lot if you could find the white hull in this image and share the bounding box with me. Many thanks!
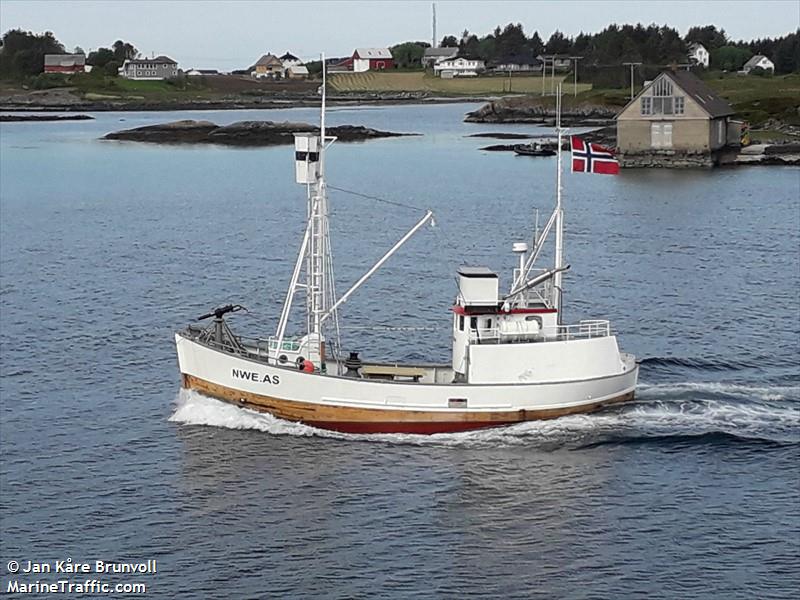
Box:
[176,333,639,434]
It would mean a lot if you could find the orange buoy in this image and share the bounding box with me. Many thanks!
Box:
[302,360,315,373]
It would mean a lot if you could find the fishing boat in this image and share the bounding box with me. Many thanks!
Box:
[174,69,638,434]
[513,142,557,157]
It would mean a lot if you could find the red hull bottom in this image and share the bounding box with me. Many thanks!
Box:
[305,420,516,435]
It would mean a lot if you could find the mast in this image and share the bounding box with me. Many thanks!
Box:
[277,53,337,363]
[553,83,565,321]
[308,53,330,347]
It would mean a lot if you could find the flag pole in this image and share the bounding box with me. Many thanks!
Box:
[553,83,564,322]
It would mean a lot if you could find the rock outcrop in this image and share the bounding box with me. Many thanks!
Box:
[103,120,417,145]
[465,97,618,124]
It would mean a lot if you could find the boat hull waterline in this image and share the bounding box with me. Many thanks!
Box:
[177,335,639,434]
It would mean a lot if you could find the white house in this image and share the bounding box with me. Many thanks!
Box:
[688,43,709,68]
[422,47,459,68]
[186,68,219,76]
[287,65,309,79]
[434,56,485,78]
[119,56,178,80]
[280,52,303,69]
[742,55,775,74]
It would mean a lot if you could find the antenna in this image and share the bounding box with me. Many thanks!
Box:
[432,2,437,48]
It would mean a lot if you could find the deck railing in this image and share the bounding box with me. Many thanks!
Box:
[469,319,611,344]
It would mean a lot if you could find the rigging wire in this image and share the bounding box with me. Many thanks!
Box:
[327,184,429,213]
[328,182,466,299]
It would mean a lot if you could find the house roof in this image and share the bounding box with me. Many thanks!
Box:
[688,42,707,52]
[255,54,282,67]
[619,70,734,120]
[127,55,177,65]
[423,47,459,60]
[354,48,392,59]
[44,54,85,66]
[668,70,734,118]
[280,52,300,61]
[288,65,309,74]
[743,54,771,69]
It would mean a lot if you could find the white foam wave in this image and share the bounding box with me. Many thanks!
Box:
[638,381,799,402]
[169,389,337,438]
[169,387,799,447]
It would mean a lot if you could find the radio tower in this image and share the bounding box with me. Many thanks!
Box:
[432,2,437,48]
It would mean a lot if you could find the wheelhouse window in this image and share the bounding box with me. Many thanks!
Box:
[459,315,464,331]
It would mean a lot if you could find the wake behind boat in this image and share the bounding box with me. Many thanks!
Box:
[174,64,638,435]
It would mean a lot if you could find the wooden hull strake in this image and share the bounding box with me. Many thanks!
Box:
[182,374,635,435]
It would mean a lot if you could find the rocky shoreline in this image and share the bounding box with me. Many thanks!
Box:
[0,87,495,113]
[0,113,94,122]
[102,119,417,146]
[465,96,618,125]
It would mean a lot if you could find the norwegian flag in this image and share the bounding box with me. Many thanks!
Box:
[570,136,620,175]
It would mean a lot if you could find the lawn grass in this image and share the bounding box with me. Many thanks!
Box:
[701,73,800,126]
[329,71,592,95]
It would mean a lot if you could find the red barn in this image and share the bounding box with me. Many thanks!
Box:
[351,48,394,72]
[44,54,86,74]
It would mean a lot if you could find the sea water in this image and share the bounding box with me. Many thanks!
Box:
[1,104,798,598]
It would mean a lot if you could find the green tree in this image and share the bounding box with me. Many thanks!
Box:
[545,30,571,54]
[496,23,527,57]
[772,30,799,73]
[87,47,115,68]
[112,40,138,61]
[390,41,429,69]
[440,35,458,48]
[685,25,728,50]
[710,45,752,71]
[528,31,544,56]
[0,28,64,78]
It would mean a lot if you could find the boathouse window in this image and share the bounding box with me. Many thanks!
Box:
[643,78,684,116]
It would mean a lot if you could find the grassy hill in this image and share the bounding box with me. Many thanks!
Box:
[330,71,592,95]
[703,73,800,126]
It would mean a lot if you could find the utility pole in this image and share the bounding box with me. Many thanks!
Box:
[569,56,583,97]
[432,2,437,48]
[541,55,547,96]
[622,62,642,100]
